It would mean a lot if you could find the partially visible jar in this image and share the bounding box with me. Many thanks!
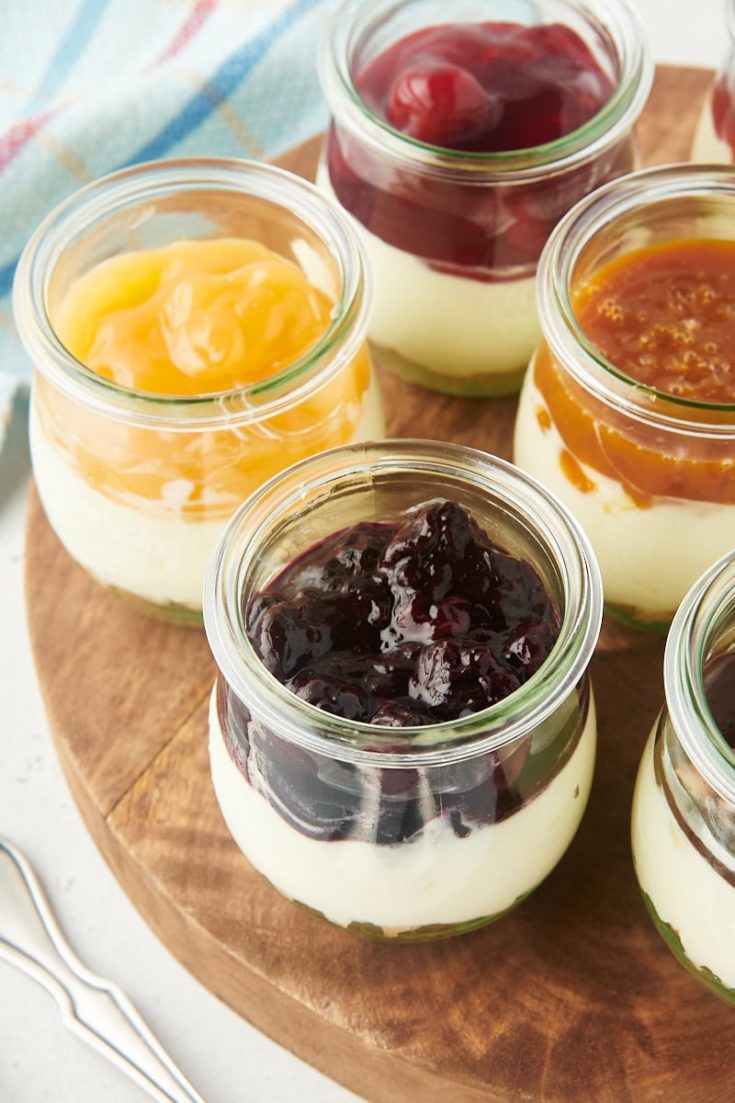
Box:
[514,165,735,632]
[204,440,602,940]
[14,159,383,622]
[632,551,735,1004]
[319,0,652,397]
[691,1,735,163]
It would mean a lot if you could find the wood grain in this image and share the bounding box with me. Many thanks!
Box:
[26,66,734,1103]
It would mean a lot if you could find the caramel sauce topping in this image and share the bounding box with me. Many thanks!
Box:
[534,239,735,505]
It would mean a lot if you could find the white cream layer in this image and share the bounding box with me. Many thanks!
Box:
[690,98,732,164]
[514,375,735,620]
[209,688,596,933]
[632,732,735,991]
[318,169,538,379]
[30,377,385,610]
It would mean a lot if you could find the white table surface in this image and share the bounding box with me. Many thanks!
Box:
[0,3,726,1101]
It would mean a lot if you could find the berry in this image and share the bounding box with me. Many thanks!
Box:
[386,63,501,147]
[246,499,559,841]
[253,732,359,842]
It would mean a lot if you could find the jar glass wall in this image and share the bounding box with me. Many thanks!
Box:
[204,440,602,940]
[514,166,735,631]
[14,159,383,621]
[631,552,735,1004]
[319,0,651,396]
[691,0,735,162]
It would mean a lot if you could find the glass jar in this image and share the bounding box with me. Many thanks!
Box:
[631,551,735,1004]
[691,1,735,163]
[319,0,652,397]
[204,439,602,940]
[14,159,383,622]
[514,165,735,633]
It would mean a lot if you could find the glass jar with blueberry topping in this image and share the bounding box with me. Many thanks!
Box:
[204,440,603,940]
[319,0,652,396]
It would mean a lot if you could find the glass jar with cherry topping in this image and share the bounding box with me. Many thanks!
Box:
[14,159,382,622]
[204,439,602,940]
[319,0,652,397]
[632,551,735,1005]
[691,1,735,163]
[514,165,735,633]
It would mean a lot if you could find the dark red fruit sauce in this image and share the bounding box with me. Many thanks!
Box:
[360,22,613,153]
[712,77,735,159]
[216,500,573,846]
[326,19,628,273]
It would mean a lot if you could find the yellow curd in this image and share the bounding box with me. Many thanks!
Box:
[37,238,373,517]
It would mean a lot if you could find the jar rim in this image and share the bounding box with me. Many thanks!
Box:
[665,551,735,804]
[537,163,735,435]
[203,439,603,767]
[320,0,652,182]
[13,157,373,429]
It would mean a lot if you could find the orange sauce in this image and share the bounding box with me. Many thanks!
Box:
[536,406,551,431]
[559,449,596,494]
[535,239,735,504]
[40,239,372,515]
[574,239,735,405]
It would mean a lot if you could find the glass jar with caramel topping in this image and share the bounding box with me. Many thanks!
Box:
[514,165,735,632]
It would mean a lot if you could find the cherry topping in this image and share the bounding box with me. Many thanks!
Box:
[325,18,629,275]
[359,21,614,154]
[712,76,735,159]
[386,63,502,147]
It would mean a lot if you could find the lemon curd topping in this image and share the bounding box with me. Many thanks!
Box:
[55,238,335,396]
[36,237,375,520]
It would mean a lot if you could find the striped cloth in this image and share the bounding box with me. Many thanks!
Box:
[0,0,334,446]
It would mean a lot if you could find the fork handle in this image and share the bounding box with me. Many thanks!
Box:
[0,838,206,1103]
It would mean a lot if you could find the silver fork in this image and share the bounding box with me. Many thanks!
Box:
[0,836,206,1103]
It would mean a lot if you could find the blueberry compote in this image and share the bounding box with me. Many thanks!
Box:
[249,500,558,723]
[325,20,631,273]
[216,499,588,866]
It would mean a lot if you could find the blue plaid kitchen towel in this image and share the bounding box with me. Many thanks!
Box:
[0,0,334,446]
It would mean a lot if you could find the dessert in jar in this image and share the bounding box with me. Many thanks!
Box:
[691,1,735,163]
[632,551,735,1004]
[319,0,652,396]
[204,440,603,940]
[514,165,735,632]
[13,159,383,621]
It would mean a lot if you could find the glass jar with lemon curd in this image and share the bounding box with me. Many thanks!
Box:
[632,551,735,1004]
[14,159,383,621]
[513,165,735,632]
[319,0,652,397]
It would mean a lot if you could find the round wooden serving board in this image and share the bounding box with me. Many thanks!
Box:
[26,67,735,1103]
